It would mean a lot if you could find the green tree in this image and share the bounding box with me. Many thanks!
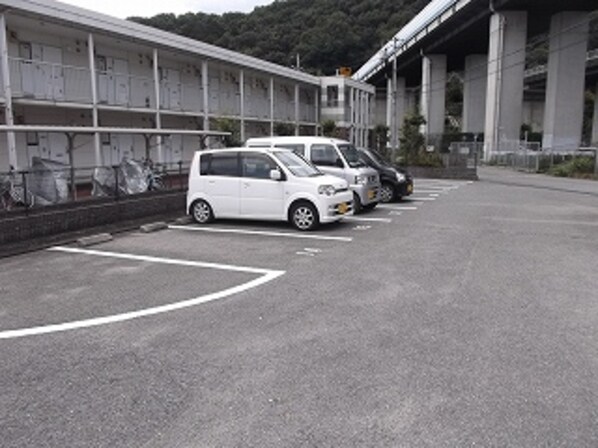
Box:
[321,119,337,137]
[128,0,431,75]
[399,113,426,165]
[213,118,241,147]
[373,124,389,153]
[274,122,295,136]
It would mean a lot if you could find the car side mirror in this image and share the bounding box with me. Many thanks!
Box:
[335,158,344,168]
[270,169,282,181]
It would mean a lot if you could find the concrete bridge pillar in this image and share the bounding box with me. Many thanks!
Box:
[405,89,418,117]
[389,77,407,148]
[420,54,447,136]
[542,12,590,151]
[593,83,598,145]
[462,54,487,134]
[484,11,527,159]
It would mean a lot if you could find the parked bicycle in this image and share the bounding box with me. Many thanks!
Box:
[142,158,165,191]
[0,170,35,210]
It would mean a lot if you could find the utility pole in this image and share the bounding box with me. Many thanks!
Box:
[390,38,398,162]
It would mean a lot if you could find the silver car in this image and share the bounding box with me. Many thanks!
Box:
[245,136,380,212]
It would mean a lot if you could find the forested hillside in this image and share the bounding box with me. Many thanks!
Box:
[129,0,429,75]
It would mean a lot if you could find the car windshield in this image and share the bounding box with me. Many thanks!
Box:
[274,150,322,177]
[338,144,366,168]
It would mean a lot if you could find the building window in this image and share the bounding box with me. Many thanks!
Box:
[327,86,338,107]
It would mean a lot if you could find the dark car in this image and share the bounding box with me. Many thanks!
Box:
[357,148,413,202]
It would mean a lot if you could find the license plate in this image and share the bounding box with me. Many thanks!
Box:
[368,190,375,200]
[337,202,348,214]
[407,184,413,193]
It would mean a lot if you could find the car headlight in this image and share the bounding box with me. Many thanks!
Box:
[354,174,367,185]
[318,185,336,196]
[396,172,406,182]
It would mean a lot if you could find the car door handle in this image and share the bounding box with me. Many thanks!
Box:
[243,182,250,188]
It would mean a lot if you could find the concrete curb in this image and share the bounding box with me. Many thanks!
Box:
[77,233,113,247]
[174,216,193,225]
[139,222,168,233]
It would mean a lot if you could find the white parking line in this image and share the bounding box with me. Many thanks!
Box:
[0,247,285,340]
[420,185,459,194]
[408,197,437,201]
[303,248,322,253]
[169,225,353,242]
[377,205,418,211]
[296,251,315,256]
[429,194,441,197]
[343,216,392,223]
[416,184,459,189]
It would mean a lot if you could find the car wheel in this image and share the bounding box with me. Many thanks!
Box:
[191,199,214,224]
[353,192,363,214]
[290,201,319,231]
[380,182,396,203]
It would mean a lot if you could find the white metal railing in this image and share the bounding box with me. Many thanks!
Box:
[6,57,205,112]
[9,57,92,103]
[96,69,155,109]
[3,58,315,119]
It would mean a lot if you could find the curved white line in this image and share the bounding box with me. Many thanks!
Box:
[0,248,285,340]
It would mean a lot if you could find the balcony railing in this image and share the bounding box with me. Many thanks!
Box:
[3,58,317,120]
[6,57,206,113]
[9,57,92,103]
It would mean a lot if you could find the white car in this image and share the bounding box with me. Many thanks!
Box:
[187,147,353,230]
[245,136,380,212]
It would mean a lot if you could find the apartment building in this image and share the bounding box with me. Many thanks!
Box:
[320,75,375,148]
[0,0,376,172]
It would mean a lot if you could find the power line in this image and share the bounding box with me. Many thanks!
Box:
[384,11,598,97]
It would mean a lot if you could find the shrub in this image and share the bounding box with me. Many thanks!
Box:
[548,156,595,177]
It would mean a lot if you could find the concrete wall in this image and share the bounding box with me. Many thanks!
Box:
[522,100,545,133]
[0,191,185,246]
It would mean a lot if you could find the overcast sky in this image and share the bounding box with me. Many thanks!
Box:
[59,0,276,19]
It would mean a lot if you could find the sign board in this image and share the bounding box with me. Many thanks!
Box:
[338,67,352,77]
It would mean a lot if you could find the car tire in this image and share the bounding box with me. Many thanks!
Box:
[191,199,214,224]
[353,192,363,214]
[363,202,378,211]
[290,201,319,231]
[380,182,396,203]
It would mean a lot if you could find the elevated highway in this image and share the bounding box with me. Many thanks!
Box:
[356,0,598,156]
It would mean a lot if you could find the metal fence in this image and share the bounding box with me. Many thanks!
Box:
[489,149,598,175]
[0,159,190,215]
[447,142,482,169]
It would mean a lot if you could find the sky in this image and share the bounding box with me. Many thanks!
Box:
[59,0,276,19]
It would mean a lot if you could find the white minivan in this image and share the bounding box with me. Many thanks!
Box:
[187,147,353,230]
[245,137,380,212]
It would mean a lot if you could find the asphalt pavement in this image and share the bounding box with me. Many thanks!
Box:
[1,167,597,447]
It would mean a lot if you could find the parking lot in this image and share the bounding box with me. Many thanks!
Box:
[0,178,471,340]
[2,170,598,447]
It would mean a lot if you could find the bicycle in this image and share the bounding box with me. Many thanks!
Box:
[142,158,165,191]
[0,170,35,211]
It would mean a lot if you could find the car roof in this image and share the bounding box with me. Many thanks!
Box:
[197,147,290,155]
[245,136,350,145]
